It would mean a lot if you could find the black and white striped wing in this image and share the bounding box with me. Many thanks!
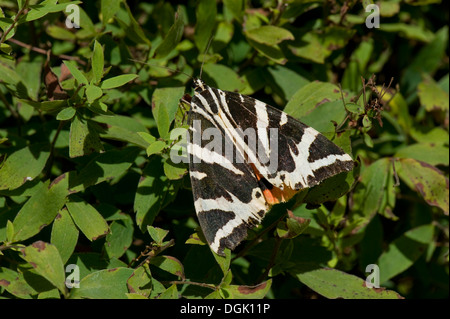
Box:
[187,109,268,255]
[220,90,354,191]
[187,79,354,255]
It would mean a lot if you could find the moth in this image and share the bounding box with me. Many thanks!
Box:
[185,78,354,256]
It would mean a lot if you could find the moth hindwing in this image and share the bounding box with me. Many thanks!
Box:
[185,78,354,256]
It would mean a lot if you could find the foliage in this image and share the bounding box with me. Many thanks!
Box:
[0,0,448,299]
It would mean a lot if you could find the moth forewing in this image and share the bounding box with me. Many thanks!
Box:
[185,79,354,255]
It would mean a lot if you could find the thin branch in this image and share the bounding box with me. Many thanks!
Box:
[6,37,87,65]
[0,0,29,45]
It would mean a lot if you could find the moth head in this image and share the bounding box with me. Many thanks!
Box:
[192,79,206,94]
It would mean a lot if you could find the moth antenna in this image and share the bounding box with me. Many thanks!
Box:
[128,58,193,80]
[199,35,214,80]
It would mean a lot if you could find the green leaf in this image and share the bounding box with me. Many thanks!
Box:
[101,0,121,24]
[46,25,76,40]
[151,87,185,138]
[0,267,37,298]
[100,74,138,89]
[20,1,82,22]
[127,264,152,298]
[380,23,434,42]
[0,143,50,190]
[212,247,231,275]
[395,143,449,166]
[291,266,403,299]
[163,158,187,180]
[69,147,140,191]
[69,115,104,158]
[20,241,66,296]
[69,267,134,299]
[134,160,169,231]
[377,224,434,284]
[13,175,69,242]
[104,217,134,258]
[51,208,79,264]
[91,40,104,84]
[284,82,342,120]
[154,7,185,59]
[63,60,88,85]
[150,256,185,279]
[66,196,110,241]
[93,114,151,149]
[223,0,244,22]
[147,226,169,246]
[417,80,449,112]
[56,107,76,121]
[246,26,294,46]
[396,158,449,215]
[146,140,166,156]
[202,64,245,92]
[194,0,217,52]
[85,84,103,103]
[222,280,272,299]
[157,284,178,299]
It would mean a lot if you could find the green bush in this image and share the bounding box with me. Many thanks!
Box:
[0,0,448,299]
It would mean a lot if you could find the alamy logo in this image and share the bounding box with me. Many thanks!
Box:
[365,264,380,288]
[65,264,80,288]
[365,4,380,29]
[65,4,80,29]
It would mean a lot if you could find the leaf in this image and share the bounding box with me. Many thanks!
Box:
[284,81,342,120]
[150,256,185,279]
[417,80,449,112]
[163,158,187,180]
[157,284,178,299]
[154,7,185,59]
[396,158,449,215]
[377,224,434,283]
[69,147,140,191]
[91,40,104,84]
[104,217,134,258]
[93,114,151,149]
[69,115,104,158]
[20,1,82,22]
[395,143,449,166]
[223,0,244,22]
[151,87,185,138]
[101,0,121,24]
[20,241,66,296]
[245,26,294,46]
[291,266,403,299]
[0,143,50,190]
[134,158,171,230]
[221,279,272,299]
[100,74,138,89]
[66,196,110,241]
[51,208,79,264]
[194,0,217,52]
[147,226,169,246]
[212,247,231,275]
[56,107,76,121]
[0,267,37,298]
[69,267,134,299]
[146,140,166,156]
[350,158,391,224]
[63,60,88,85]
[202,64,245,92]
[127,264,152,298]
[13,175,69,242]
[85,84,103,103]
[46,25,76,40]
